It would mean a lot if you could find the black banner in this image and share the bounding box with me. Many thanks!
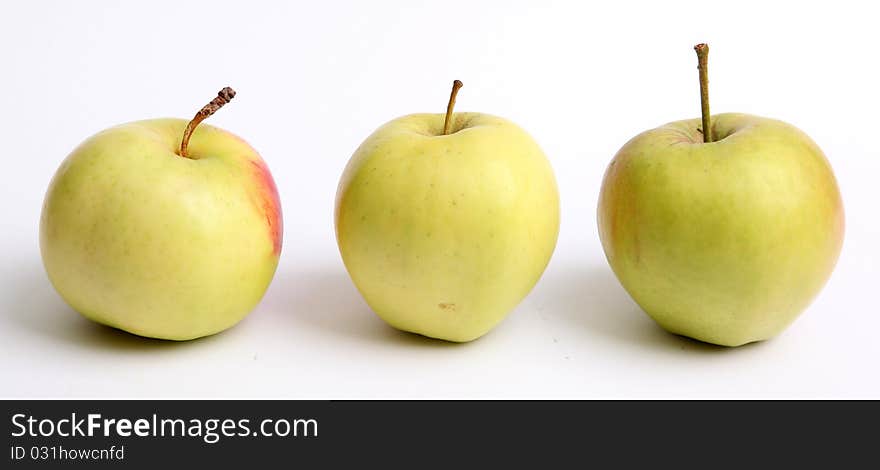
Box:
[2,400,877,467]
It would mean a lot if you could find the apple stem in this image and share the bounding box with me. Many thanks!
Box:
[443,80,464,135]
[178,87,237,159]
[694,43,713,143]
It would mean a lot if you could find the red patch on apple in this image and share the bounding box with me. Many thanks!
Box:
[249,158,283,255]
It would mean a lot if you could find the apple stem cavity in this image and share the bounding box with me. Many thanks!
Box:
[443,80,464,135]
[178,87,237,159]
[694,43,713,143]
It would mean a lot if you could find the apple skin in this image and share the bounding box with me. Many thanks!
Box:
[598,113,844,346]
[40,119,282,340]
[335,113,559,342]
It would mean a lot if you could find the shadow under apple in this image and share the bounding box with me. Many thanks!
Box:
[5,261,225,352]
[263,264,473,348]
[539,261,756,354]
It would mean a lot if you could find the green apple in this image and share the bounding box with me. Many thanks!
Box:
[597,45,844,346]
[335,81,559,342]
[40,88,283,340]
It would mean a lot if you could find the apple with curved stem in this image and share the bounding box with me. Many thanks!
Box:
[40,87,283,340]
[336,80,560,342]
[597,44,844,347]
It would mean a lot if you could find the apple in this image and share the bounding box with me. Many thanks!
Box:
[335,80,559,342]
[40,87,283,340]
[598,44,844,346]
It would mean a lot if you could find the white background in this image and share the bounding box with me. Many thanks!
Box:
[1,0,877,398]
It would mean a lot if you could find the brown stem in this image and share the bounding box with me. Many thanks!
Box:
[178,87,236,159]
[443,80,463,135]
[694,44,713,143]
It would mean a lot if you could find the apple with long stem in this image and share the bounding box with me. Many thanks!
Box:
[40,87,283,340]
[598,44,844,346]
[336,80,560,342]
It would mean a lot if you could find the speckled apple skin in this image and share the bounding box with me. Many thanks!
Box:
[598,113,844,346]
[40,119,282,340]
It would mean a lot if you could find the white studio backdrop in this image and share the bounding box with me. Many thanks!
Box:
[0,0,878,398]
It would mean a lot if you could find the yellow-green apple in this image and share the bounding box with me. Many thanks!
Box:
[40,88,282,340]
[598,44,844,346]
[335,81,559,342]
